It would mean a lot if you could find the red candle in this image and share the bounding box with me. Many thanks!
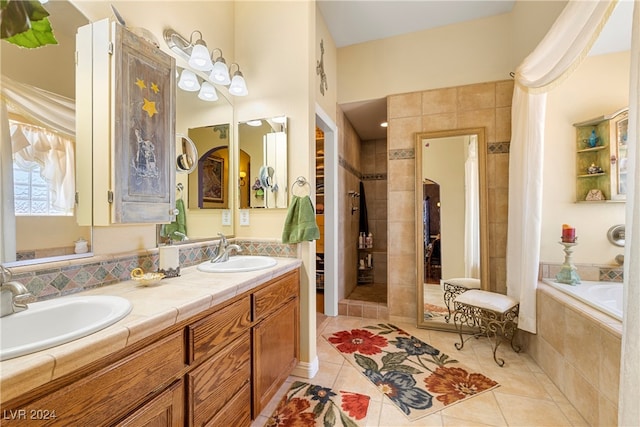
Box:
[562,224,576,243]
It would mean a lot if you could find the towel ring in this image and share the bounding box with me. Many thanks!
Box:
[291,176,310,196]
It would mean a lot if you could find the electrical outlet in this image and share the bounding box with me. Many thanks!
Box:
[221,209,231,226]
[239,209,250,226]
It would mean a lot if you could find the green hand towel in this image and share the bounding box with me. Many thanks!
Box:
[282,195,320,244]
[161,198,187,240]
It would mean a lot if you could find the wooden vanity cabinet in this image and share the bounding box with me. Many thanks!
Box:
[1,331,185,427]
[252,270,300,415]
[1,268,300,427]
[185,296,252,426]
[114,379,184,427]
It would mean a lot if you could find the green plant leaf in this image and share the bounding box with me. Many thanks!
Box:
[387,364,423,375]
[339,410,359,427]
[381,351,407,366]
[313,401,326,418]
[323,406,336,426]
[5,16,57,48]
[354,353,379,372]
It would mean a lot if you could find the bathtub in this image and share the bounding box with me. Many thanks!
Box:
[542,279,623,321]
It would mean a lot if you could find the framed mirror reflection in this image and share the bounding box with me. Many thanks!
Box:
[416,128,490,331]
[238,116,288,209]
[0,1,91,265]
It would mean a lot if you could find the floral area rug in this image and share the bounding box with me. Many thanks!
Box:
[424,303,448,320]
[266,381,371,426]
[324,323,499,421]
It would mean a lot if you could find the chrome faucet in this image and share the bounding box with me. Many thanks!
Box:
[210,233,242,263]
[0,267,30,317]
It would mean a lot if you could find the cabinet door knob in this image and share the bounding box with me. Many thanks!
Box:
[610,155,617,165]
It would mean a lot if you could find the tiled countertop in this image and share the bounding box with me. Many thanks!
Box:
[0,257,302,403]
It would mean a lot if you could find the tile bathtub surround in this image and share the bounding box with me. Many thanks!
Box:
[538,262,624,282]
[7,239,297,301]
[524,282,621,426]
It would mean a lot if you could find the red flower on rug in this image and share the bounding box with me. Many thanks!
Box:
[340,391,369,420]
[267,381,371,426]
[327,329,388,355]
[268,397,316,427]
[424,366,498,405]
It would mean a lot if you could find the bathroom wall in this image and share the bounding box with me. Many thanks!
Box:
[541,51,629,265]
[335,1,564,105]
[386,80,513,323]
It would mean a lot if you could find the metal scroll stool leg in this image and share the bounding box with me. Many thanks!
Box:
[452,290,521,367]
[443,278,481,322]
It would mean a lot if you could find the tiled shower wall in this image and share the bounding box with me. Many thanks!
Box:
[336,108,362,301]
[361,138,388,285]
[386,80,514,322]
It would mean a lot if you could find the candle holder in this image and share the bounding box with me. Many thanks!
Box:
[555,240,581,285]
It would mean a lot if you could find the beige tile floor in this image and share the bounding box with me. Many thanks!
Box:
[252,315,589,427]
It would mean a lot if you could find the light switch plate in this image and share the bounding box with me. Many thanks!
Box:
[221,209,231,226]
[239,209,250,226]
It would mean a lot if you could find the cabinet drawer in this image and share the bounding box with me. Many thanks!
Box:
[253,270,299,320]
[187,296,251,363]
[188,331,251,426]
[1,332,185,426]
[115,379,184,426]
[204,383,251,427]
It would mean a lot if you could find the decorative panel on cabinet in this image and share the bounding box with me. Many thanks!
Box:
[574,108,628,202]
[77,19,176,224]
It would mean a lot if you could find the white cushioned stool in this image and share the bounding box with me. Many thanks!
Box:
[453,289,520,367]
[442,278,481,322]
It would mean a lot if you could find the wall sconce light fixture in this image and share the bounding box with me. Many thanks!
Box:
[239,171,247,186]
[228,63,248,96]
[178,69,200,92]
[187,30,213,71]
[163,28,248,97]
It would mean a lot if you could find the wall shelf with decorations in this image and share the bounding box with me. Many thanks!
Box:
[573,108,628,203]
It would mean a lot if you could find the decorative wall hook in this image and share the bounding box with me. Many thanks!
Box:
[316,39,328,95]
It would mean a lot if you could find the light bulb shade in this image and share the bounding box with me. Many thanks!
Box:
[198,81,218,101]
[178,69,200,92]
[188,41,213,71]
[209,60,230,85]
[229,71,248,96]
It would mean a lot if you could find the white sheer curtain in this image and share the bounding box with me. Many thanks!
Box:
[619,1,640,424]
[464,135,480,278]
[0,75,76,215]
[506,0,618,334]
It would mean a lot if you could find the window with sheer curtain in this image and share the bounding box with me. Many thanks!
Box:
[9,118,75,216]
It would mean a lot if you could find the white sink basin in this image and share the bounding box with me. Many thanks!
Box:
[197,256,277,273]
[0,295,132,361]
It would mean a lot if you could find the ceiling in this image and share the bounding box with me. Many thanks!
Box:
[318,0,634,141]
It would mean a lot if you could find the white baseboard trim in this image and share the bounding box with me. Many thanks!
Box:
[292,356,319,379]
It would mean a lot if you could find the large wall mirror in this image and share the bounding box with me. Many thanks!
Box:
[164,77,234,243]
[416,128,489,331]
[0,1,91,266]
[238,116,288,209]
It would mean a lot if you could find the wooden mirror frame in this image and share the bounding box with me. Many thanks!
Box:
[415,128,490,331]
